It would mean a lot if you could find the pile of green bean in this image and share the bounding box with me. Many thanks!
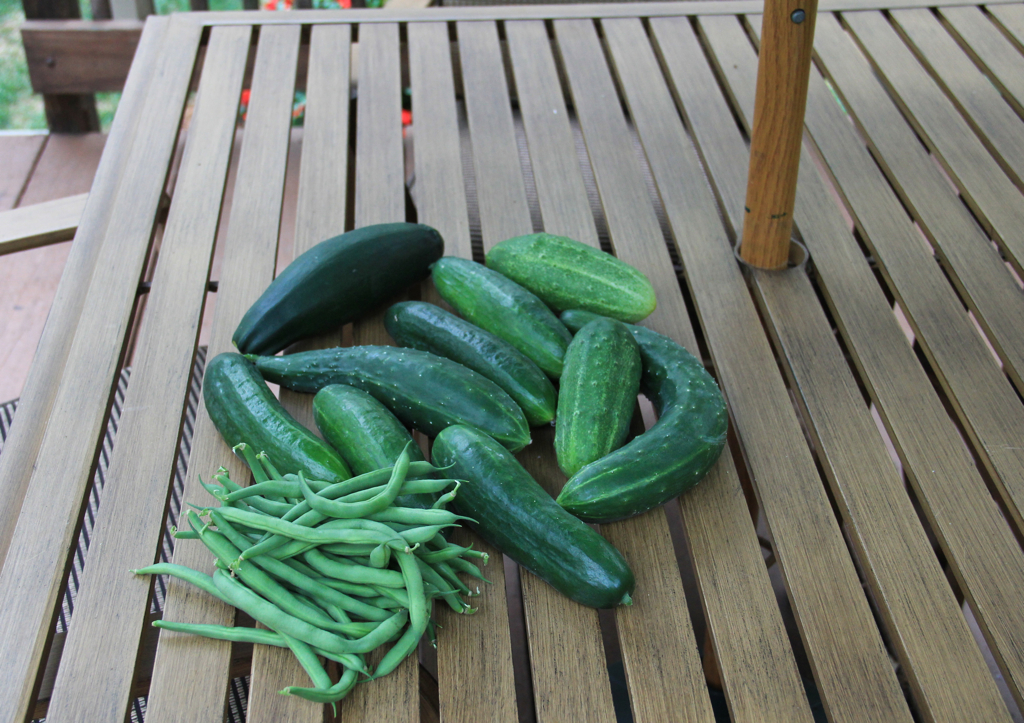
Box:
[132,442,487,708]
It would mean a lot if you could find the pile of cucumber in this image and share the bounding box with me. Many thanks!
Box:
[165,222,727,700]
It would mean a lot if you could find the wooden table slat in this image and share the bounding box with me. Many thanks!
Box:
[703,11,1024,715]
[986,5,1024,65]
[0,17,168,569]
[669,14,1012,721]
[780,11,1024,545]
[841,10,1024,283]
[456,19,620,723]
[0,16,202,722]
[41,23,250,723]
[809,13,1024,400]
[557,14,910,722]
[938,7,1024,130]
[409,21,520,723]
[890,9,1024,193]
[341,21,421,723]
[557,17,812,723]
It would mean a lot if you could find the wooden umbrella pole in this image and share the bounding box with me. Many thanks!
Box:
[739,0,819,270]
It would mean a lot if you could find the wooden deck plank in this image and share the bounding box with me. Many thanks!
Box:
[457,19,619,723]
[939,6,1024,120]
[556,17,813,723]
[890,8,1024,193]
[794,12,1024,545]
[0,193,87,256]
[840,10,1024,281]
[809,13,1024,400]
[146,22,307,723]
[341,21,421,723]
[669,14,1011,722]
[556,15,912,723]
[987,5,1024,59]
[42,24,249,723]
[0,15,201,723]
[705,11,1024,716]
[0,17,164,563]
[0,134,46,211]
[408,21,520,723]
[507,18,715,723]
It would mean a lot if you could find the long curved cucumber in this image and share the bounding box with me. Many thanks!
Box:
[384,301,557,426]
[431,425,635,609]
[233,223,444,355]
[312,385,437,509]
[556,310,727,522]
[203,352,352,482]
[431,257,572,378]
[555,317,641,477]
[486,233,656,322]
[250,346,531,452]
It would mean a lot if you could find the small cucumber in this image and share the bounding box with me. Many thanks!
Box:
[431,425,635,609]
[384,301,557,426]
[431,257,572,378]
[312,385,437,509]
[555,318,641,477]
[233,223,444,355]
[556,310,727,522]
[203,352,351,482]
[486,233,656,323]
[250,346,531,452]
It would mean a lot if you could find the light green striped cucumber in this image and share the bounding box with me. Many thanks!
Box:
[385,301,557,426]
[250,346,531,452]
[486,233,656,323]
[555,318,641,477]
[431,257,572,378]
[556,310,727,522]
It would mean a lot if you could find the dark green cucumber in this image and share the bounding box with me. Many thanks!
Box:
[431,425,635,609]
[312,385,437,509]
[384,301,557,426]
[431,257,572,378]
[555,318,641,477]
[556,310,727,522]
[486,233,656,323]
[233,223,444,355]
[203,352,352,482]
[251,346,531,452]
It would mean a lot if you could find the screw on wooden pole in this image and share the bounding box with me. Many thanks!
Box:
[739,0,819,270]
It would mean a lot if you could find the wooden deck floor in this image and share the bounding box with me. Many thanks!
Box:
[0,133,106,404]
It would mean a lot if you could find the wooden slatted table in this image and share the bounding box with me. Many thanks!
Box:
[2,1,1024,721]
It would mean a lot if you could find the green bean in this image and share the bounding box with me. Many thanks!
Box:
[280,667,359,705]
[416,543,487,565]
[432,480,462,509]
[309,575,379,599]
[357,595,403,609]
[415,557,469,613]
[222,479,303,503]
[304,549,405,588]
[368,543,390,569]
[212,570,362,657]
[280,631,333,692]
[242,495,295,517]
[372,552,427,679]
[367,507,468,526]
[298,442,410,519]
[213,508,403,554]
[133,562,228,602]
[448,555,491,583]
[320,542,380,557]
[171,527,200,540]
[234,443,270,484]
[254,450,284,481]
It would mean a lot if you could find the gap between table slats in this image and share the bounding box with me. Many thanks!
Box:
[455,19,620,723]
[0,15,169,570]
[0,16,202,723]
[505,18,721,723]
[988,3,1024,48]
[657,15,1012,722]
[408,20,521,723]
[701,11,1024,717]
[558,15,917,723]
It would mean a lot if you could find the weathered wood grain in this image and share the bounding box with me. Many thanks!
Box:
[988,3,1024,48]
[705,11,1024,716]
[21,19,143,94]
[0,134,46,211]
[41,25,248,723]
[409,21,519,723]
[0,15,201,723]
[0,192,87,256]
[671,14,1013,721]
[557,15,910,723]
